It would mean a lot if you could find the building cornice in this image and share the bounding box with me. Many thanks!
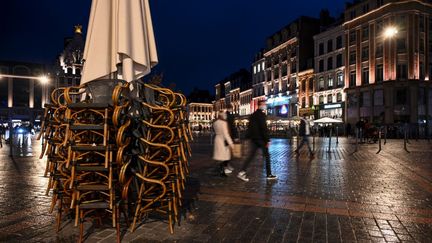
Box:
[263,37,298,57]
[343,0,432,28]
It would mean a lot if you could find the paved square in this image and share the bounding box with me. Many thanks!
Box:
[0,135,431,242]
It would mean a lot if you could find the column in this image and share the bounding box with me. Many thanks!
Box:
[29,79,34,108]
[8,77,13,108]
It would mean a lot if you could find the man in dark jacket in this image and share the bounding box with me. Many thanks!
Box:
[226,104,239,141]
[237,100,277,181]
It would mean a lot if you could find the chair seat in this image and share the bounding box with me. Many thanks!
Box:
[77,184,109,191]
[76,166,109,172]
[67,103,111,109]
[71,145,108,151]
[70,125,104,130]
[79,202,110,209]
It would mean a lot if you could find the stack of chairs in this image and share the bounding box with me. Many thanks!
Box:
[125,81,193,233]
[38,87,73,232]
[39,79,192,241]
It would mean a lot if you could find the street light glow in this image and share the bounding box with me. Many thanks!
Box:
[384,26,398,38]
[39,75,49,84]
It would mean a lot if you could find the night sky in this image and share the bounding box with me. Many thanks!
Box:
[0,0,347,95]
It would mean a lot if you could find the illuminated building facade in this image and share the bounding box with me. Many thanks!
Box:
[53,25,85,88]
[343,0,432,129]
[0,61,50,123]
[314,24,346,121]
[188,103,214,130]
[262,16,321,118]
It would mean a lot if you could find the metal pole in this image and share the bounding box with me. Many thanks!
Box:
[336,126,339,144]
[9,119,13,157]
[384,125,387,145]
[404,126,409,153]
[312,131,315,152]
[376,130,382,154]
[328,127,332,153]
[354,128,358,153]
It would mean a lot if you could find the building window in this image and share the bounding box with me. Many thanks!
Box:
[349,30,356,45]
[420,37,425,54]
[337,72,344,87]
[362,46,369,61]
[350,10,356,20]
[319,95,324,104]
[319,43,324,55]
[302,97,306,108]
[319,77,324,91]
[362,25,369,41]
[376,43,383,57]
[308,78,314,91]
[336,36,343,49]
[361,91,371,107]
[349,51,356,65]
[336,54,343,67]
[291,62,297,73]
[397,38,406,53]
[420,62,425,80]
[302,80,306,92]
[362,68,369,85]
[254,66,257,74]
[397,63,408,79]
[362,4,369,13]
[258,64,261,72]
[420,15,425,32]
[377,0,383,7]
[374,89,384,106]
[350,71,356,87]
[376,64,383,83]
[309,95,313,107]
[327,94,333,103]
[327,39,333,52]
[337,93,342,102]
[327,57,333,70]
[319,60,324,72]
[328,74,334,88]
[395,89,407,105]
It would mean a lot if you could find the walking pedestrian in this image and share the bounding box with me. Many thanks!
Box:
[212,111,234,177]
[295,115,314,157]
[226,104,239,142]
[237,100,277,182]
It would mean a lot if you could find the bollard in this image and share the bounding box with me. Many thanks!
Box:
[376,130,382,154]
[336,126,339,144]
[328,128,332,153]
[313,132,315,152]
[384,126,387,145]
[354,128,359,153]
[9,120,13,157]
[404,127,410,153]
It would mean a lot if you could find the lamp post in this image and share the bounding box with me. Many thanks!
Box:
[0,73,50,156]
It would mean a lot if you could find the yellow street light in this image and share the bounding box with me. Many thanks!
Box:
[39,75,49,84]
[384,26,398,38]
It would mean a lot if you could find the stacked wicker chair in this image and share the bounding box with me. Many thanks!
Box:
[39,79,191,242]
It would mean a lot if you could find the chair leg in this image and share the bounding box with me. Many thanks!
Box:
[56,198,63,232]
[168,200,174,234]
[116,206,121,243]
[79,210,84,243]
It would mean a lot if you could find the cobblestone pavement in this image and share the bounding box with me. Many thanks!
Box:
[0,135,432,242]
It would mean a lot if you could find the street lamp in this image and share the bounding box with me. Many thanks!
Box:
[383,26,398,38]
[39,75,49,84]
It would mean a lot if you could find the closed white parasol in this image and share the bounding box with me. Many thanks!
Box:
[81,0,158,84]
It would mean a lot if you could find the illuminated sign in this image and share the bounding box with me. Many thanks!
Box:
[323,103,342,109]
[280,105,288,114]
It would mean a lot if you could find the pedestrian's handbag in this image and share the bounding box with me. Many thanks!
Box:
[232,143,242,158]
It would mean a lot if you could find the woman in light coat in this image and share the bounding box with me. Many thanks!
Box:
[213,111,234,177]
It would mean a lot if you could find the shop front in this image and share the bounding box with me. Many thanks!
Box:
[266,95,291,118]
[317,102,344,121]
